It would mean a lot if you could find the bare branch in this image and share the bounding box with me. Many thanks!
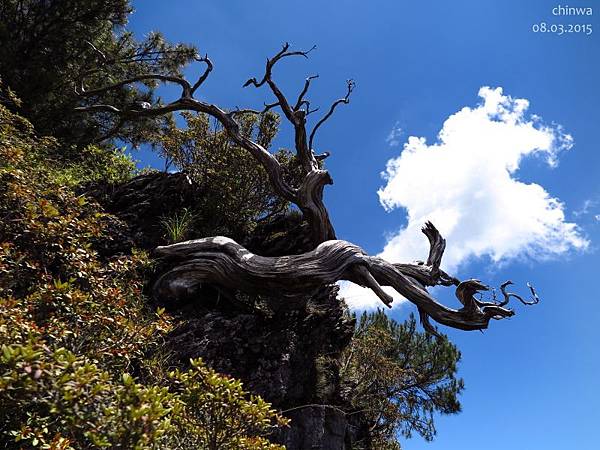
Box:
[422,221,445,274]
[498,281,541,307]
[243,43,316,125]
[309,79,355,151]
[85,40,107,62]
[295,75,319,110]
[78,54,212,99]
[153,225,524,333]
[418,307,442,339]
[262,101,280,114]
[351,264,394,308]
[190,54,213,95]
[241,43,324,176]
[314,152,330,161]
[305,104,320,116]
[229,103,281,116]
[243,43,317,90]
[77,74,191,98]
[229,108,261,117]
[75,103,124,114]
[75,47,339,244]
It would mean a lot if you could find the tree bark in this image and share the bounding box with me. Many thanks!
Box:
[77,44,346,245]
[153,223,526,334]
[76,44,538,334]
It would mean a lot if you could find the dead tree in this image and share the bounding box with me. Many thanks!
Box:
[76,43,538,335]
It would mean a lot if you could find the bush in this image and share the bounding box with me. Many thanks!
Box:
[0,102,288,449]
[168,359,288,450]
[157,111,301,239]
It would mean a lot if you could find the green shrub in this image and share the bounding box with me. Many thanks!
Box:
[0,341,287,449]
[47,145,137,187]
[168,359,288,450]
[0,103,288,449]
[157,111,302,239]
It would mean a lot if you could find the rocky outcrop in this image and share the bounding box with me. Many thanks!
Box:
[278,406,349,450]
[92,171,371,449]
[160,284,370,448]
[86,171,198,250]
[164,285,352,406]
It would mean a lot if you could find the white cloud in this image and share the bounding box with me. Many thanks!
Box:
[574,198,599,217]
[386,121,404,147]
[342,87,588,310]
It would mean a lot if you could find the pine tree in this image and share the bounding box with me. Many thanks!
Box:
[0,0,196,146]
[340,310,464,448]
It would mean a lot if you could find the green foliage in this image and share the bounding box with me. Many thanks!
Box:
[168,359,289,450]
[160,208,196,244]
[0,0,196,146]
[340,310,464,448]
[0,344,178,449]
[49,145,137,187]
[0,104,288,449]
[0,342,286,449]
[157,111,301,238]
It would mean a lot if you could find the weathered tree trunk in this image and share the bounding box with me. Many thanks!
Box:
[76,43,538,335]
[153,223,533,334]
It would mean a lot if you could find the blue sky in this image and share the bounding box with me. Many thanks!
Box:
[128,1,599,448]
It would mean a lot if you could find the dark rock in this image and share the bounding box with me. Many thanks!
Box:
[85,171,197,250]
[275,405,372,450]
[90,171,371,449]
[164,286,354,409]
[243,211,314,256]
[276,406,350,450]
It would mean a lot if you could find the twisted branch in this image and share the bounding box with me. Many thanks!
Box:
[295,75,319,110]
[190,54,213,94]
[76,43,341,245]
[153,223,537,334]
[243,43,318,173]
[74,44,539,336]
[309,79,355,151]
[498,281,540,307]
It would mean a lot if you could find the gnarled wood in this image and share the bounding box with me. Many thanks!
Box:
[153,223,535,334]
[76,43,351,246]
[75,43,539,335]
